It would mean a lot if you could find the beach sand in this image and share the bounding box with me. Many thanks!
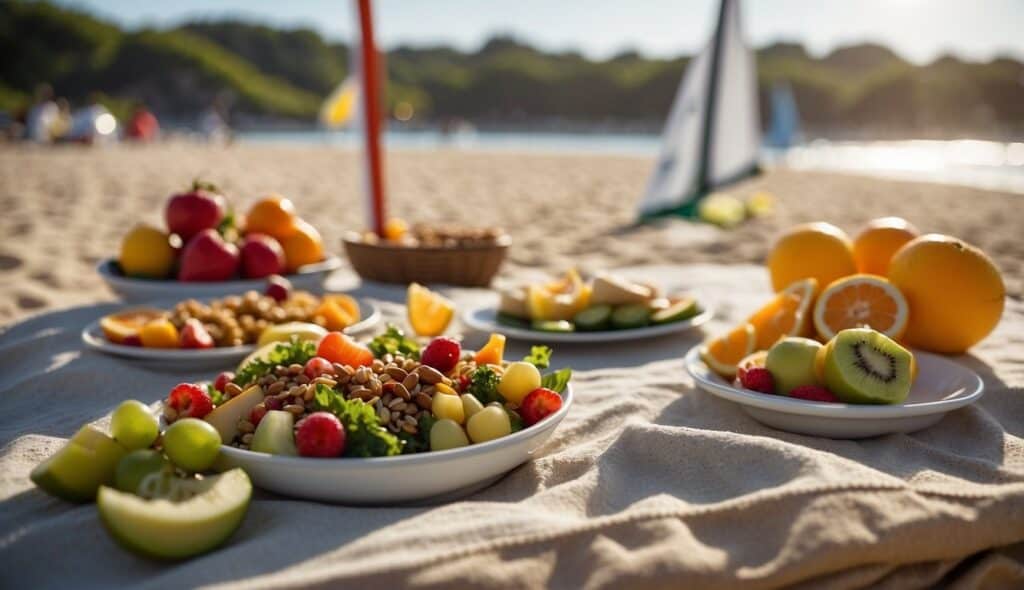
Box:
[1,143,1021,323]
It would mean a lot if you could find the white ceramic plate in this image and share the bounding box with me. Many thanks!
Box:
[213,384,573,504]
[684,346,984,439]
[81,299,381,369]
[97,257,342,302]
[463,305,713,343]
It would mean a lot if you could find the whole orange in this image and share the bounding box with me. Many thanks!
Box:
[244,195,298,239]
[280,220,324,272]
[852,217,919,275]
[888,234,1005,353]
[767,222,857,292]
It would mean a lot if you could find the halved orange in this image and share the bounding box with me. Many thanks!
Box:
[745,278,817,351]
[699,323,757,378]
[407,283,454,337]
[812,274,909,341]
[100,308,166,344]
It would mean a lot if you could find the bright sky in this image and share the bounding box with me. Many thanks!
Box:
[54,0,1024,64]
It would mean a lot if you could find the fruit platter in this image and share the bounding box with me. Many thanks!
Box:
[82,279,380,368]
[99,182,341,301]
[343,220,510,287]
[684,217,1000,438]
[464,269,712,343]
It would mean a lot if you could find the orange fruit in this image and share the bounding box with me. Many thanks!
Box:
[474,333,507,365]
[101,308,165,343]
[852,217,919,275]
[812,274,909,341]
[384,218,408,241]
[244,195,298,239]
[139,318,180,348]
[767,222,856,292]
[119,224,176,278]
[745,278,818,350]
[316,332,373,367]
[314,294,361,331]
[407,283,455,337]
[699,323,757,378]
[279,220,324,273]
[888,234,1005,353]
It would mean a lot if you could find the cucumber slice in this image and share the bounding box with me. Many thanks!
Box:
[610,304,651,329]
[531,320,575,333]
[651,297,700,324]
[572,305,612,331]
[496,312,530,329]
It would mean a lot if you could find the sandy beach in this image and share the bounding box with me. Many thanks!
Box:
[0,143,1021,323]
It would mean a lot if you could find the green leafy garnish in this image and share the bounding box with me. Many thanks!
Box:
[398,414,437,454]
[368,324,420,359]
[541,368,572,394]
[233,337,318,388]
[468,366,503,404]
[312,385,402,457]
[506,408,523,433]
[523,345,552,369]
[206,383,226,407]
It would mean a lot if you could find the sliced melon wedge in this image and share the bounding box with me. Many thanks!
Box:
[31,425,127,502]
[98,469,251,560]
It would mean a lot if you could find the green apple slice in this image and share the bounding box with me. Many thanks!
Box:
[98,469,251,560]
[204,384,264,444]
[31,425,127,502]
[250,410,297,456]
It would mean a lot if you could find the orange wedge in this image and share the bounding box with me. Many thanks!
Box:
[407,283,454,337]
[100,308,165,344]
[474,333,506,365]
[699,323,757,378]
[812,274,909,341]
[315,294,361,331]
[745,278,817,351]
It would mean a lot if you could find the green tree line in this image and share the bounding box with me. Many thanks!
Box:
[2,1,1022,136]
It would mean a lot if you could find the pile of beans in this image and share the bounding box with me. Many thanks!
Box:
[168,291,323,346]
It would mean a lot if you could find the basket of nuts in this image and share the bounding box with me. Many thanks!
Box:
[342,222,510,287]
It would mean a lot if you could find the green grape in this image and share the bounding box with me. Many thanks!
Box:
[114,449,170,493]
[429,419,469,451]
[162,419,221,473]
[110,400,159,451]
[466,406,511,443]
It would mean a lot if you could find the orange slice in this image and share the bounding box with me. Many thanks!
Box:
[812,274,909,341]
[699,323,757,378]
[745,278,817,351]
[100,308,166,343]
[407,283,454,337]
[474,333,506,366]
[315,294,361,331]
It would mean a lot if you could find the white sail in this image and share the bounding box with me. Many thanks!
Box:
[637,0,760,217]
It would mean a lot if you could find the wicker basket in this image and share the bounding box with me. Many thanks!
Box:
[343,233,510,286]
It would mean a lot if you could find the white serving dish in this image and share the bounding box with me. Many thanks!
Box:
[97,257,342,302]
[215,384,573,504]
[463,305,713,343]
[684,346,984,439]
[81,299,380,370]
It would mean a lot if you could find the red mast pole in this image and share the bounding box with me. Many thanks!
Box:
[357,0,386,237]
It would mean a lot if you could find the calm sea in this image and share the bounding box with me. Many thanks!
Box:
[238,129,1024,194]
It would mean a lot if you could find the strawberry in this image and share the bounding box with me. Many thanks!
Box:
[519,388,563,426]
[304,357,335,380]
[265,274,292,303]
[789,385,840,403]
[295,412,346,457]
[421,338,461,374]
[249,404,267,427]
[179,318,214,349]
[738,367,775,394]
[167,383,214,419]
[213,371,235,393]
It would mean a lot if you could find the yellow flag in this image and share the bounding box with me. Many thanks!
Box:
[319,76,359,128]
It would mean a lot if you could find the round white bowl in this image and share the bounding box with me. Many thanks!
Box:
[97,257,342,302]
[463,305,713,343]
[684,346,984,439]
[81,299,380,370]
[215,384,573,504]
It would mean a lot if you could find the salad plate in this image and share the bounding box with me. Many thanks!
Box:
[212,383,573,504]
[684,346,984,439]
[464,305,713,343]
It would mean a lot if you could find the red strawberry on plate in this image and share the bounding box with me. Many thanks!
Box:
[180,318,215,349]
[166,383,214,419]
[738,367,775,395]
[789,385,841,403]
[421,338,461,374]
[519,388,563,426]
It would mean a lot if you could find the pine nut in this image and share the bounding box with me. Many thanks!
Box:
[284,404,304,415]
[415,365,444,384]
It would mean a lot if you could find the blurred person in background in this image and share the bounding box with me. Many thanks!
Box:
[50,98,73,141]
[199,95,231,143]
[68,93,118,145]
[126,102,160,142]
[25,84,58,143]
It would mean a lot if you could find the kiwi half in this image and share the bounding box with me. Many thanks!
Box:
[823,328,913,405]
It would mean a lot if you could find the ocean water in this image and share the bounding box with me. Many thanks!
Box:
[238,129,1024,194]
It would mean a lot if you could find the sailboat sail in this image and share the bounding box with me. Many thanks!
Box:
[637,0,760,218]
